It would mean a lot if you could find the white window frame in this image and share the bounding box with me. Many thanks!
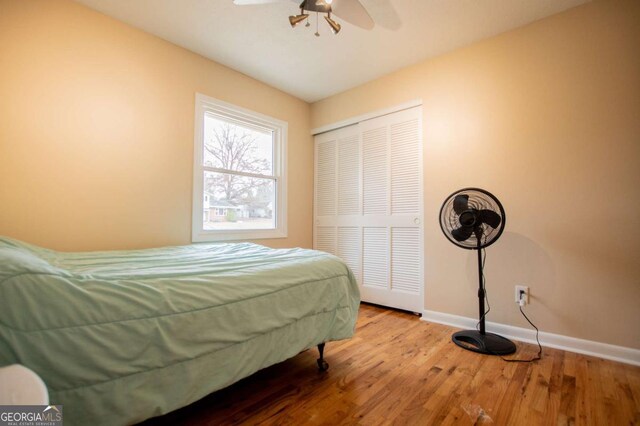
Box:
[192,93,287,242]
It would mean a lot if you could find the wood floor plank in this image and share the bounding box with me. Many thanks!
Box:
[141,303,640,426]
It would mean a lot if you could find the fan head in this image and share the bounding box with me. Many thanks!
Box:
[439,188,506,250]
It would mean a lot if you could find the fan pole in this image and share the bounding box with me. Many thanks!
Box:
[477,241,486,335]
[450,235,516,355]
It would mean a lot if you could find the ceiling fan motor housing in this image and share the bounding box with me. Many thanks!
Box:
[299,0,332,13]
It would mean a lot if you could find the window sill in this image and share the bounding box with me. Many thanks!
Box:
[192,229,288,243]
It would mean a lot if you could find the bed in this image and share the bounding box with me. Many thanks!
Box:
[0,237,360,425]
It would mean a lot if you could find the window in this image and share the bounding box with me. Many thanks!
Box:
[193,94,287,242]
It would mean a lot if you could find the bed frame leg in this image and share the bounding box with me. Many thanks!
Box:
[317,343,329,372]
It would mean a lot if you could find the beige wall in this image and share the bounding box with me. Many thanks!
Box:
[2,0,638,349]
[311,0,640,349]
[0,0,313,251]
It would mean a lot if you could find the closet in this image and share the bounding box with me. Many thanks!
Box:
[313,106,423,313]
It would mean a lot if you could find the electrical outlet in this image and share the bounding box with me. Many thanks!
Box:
[515,285,529,305]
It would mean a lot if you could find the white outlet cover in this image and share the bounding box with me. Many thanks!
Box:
[515,285,529,304]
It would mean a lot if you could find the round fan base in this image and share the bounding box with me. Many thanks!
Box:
[452,330,516,355]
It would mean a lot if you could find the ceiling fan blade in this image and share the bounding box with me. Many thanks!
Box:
[331,0,375,30]
[478,209,502,229]
[233,0,287,5]
[451,226,474,242]
[453,194,469,215]
[359,0,401,30]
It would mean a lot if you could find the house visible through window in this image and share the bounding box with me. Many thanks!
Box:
[193,94,287,242]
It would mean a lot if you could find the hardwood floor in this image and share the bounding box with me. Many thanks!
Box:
[142,304,640,425]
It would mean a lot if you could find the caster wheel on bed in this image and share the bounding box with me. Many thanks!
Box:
[317,359,329,372]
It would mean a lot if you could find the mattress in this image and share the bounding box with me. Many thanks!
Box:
[0,237,360,425]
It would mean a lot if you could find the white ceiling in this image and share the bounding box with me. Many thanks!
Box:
[73,0,589,102]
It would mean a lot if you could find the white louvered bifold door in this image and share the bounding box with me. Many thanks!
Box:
[359,107,423,311]
[314,124,360,266]
[314,106,423,313]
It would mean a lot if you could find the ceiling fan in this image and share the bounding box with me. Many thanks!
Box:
[233,0,401,36]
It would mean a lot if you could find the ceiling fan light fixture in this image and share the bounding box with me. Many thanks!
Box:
[289,13,309,28]
[324,15,341,34]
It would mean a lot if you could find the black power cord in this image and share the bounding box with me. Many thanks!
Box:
[503,305,542,363]
[477,241,543,363]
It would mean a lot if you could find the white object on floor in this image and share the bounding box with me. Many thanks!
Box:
[0,364,49,405]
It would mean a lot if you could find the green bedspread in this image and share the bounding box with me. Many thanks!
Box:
[0,237,360,425]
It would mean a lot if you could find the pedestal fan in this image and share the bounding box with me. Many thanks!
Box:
[439,188,516,355]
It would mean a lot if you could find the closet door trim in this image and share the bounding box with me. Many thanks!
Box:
[311,99,423,136]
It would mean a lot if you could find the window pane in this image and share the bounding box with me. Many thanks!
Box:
[203,171,275,231]
[203,113,273,176]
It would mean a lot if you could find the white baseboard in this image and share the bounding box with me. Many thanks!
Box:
[421,309,640,367]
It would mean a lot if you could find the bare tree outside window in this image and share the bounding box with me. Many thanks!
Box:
[202,116,276,230]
